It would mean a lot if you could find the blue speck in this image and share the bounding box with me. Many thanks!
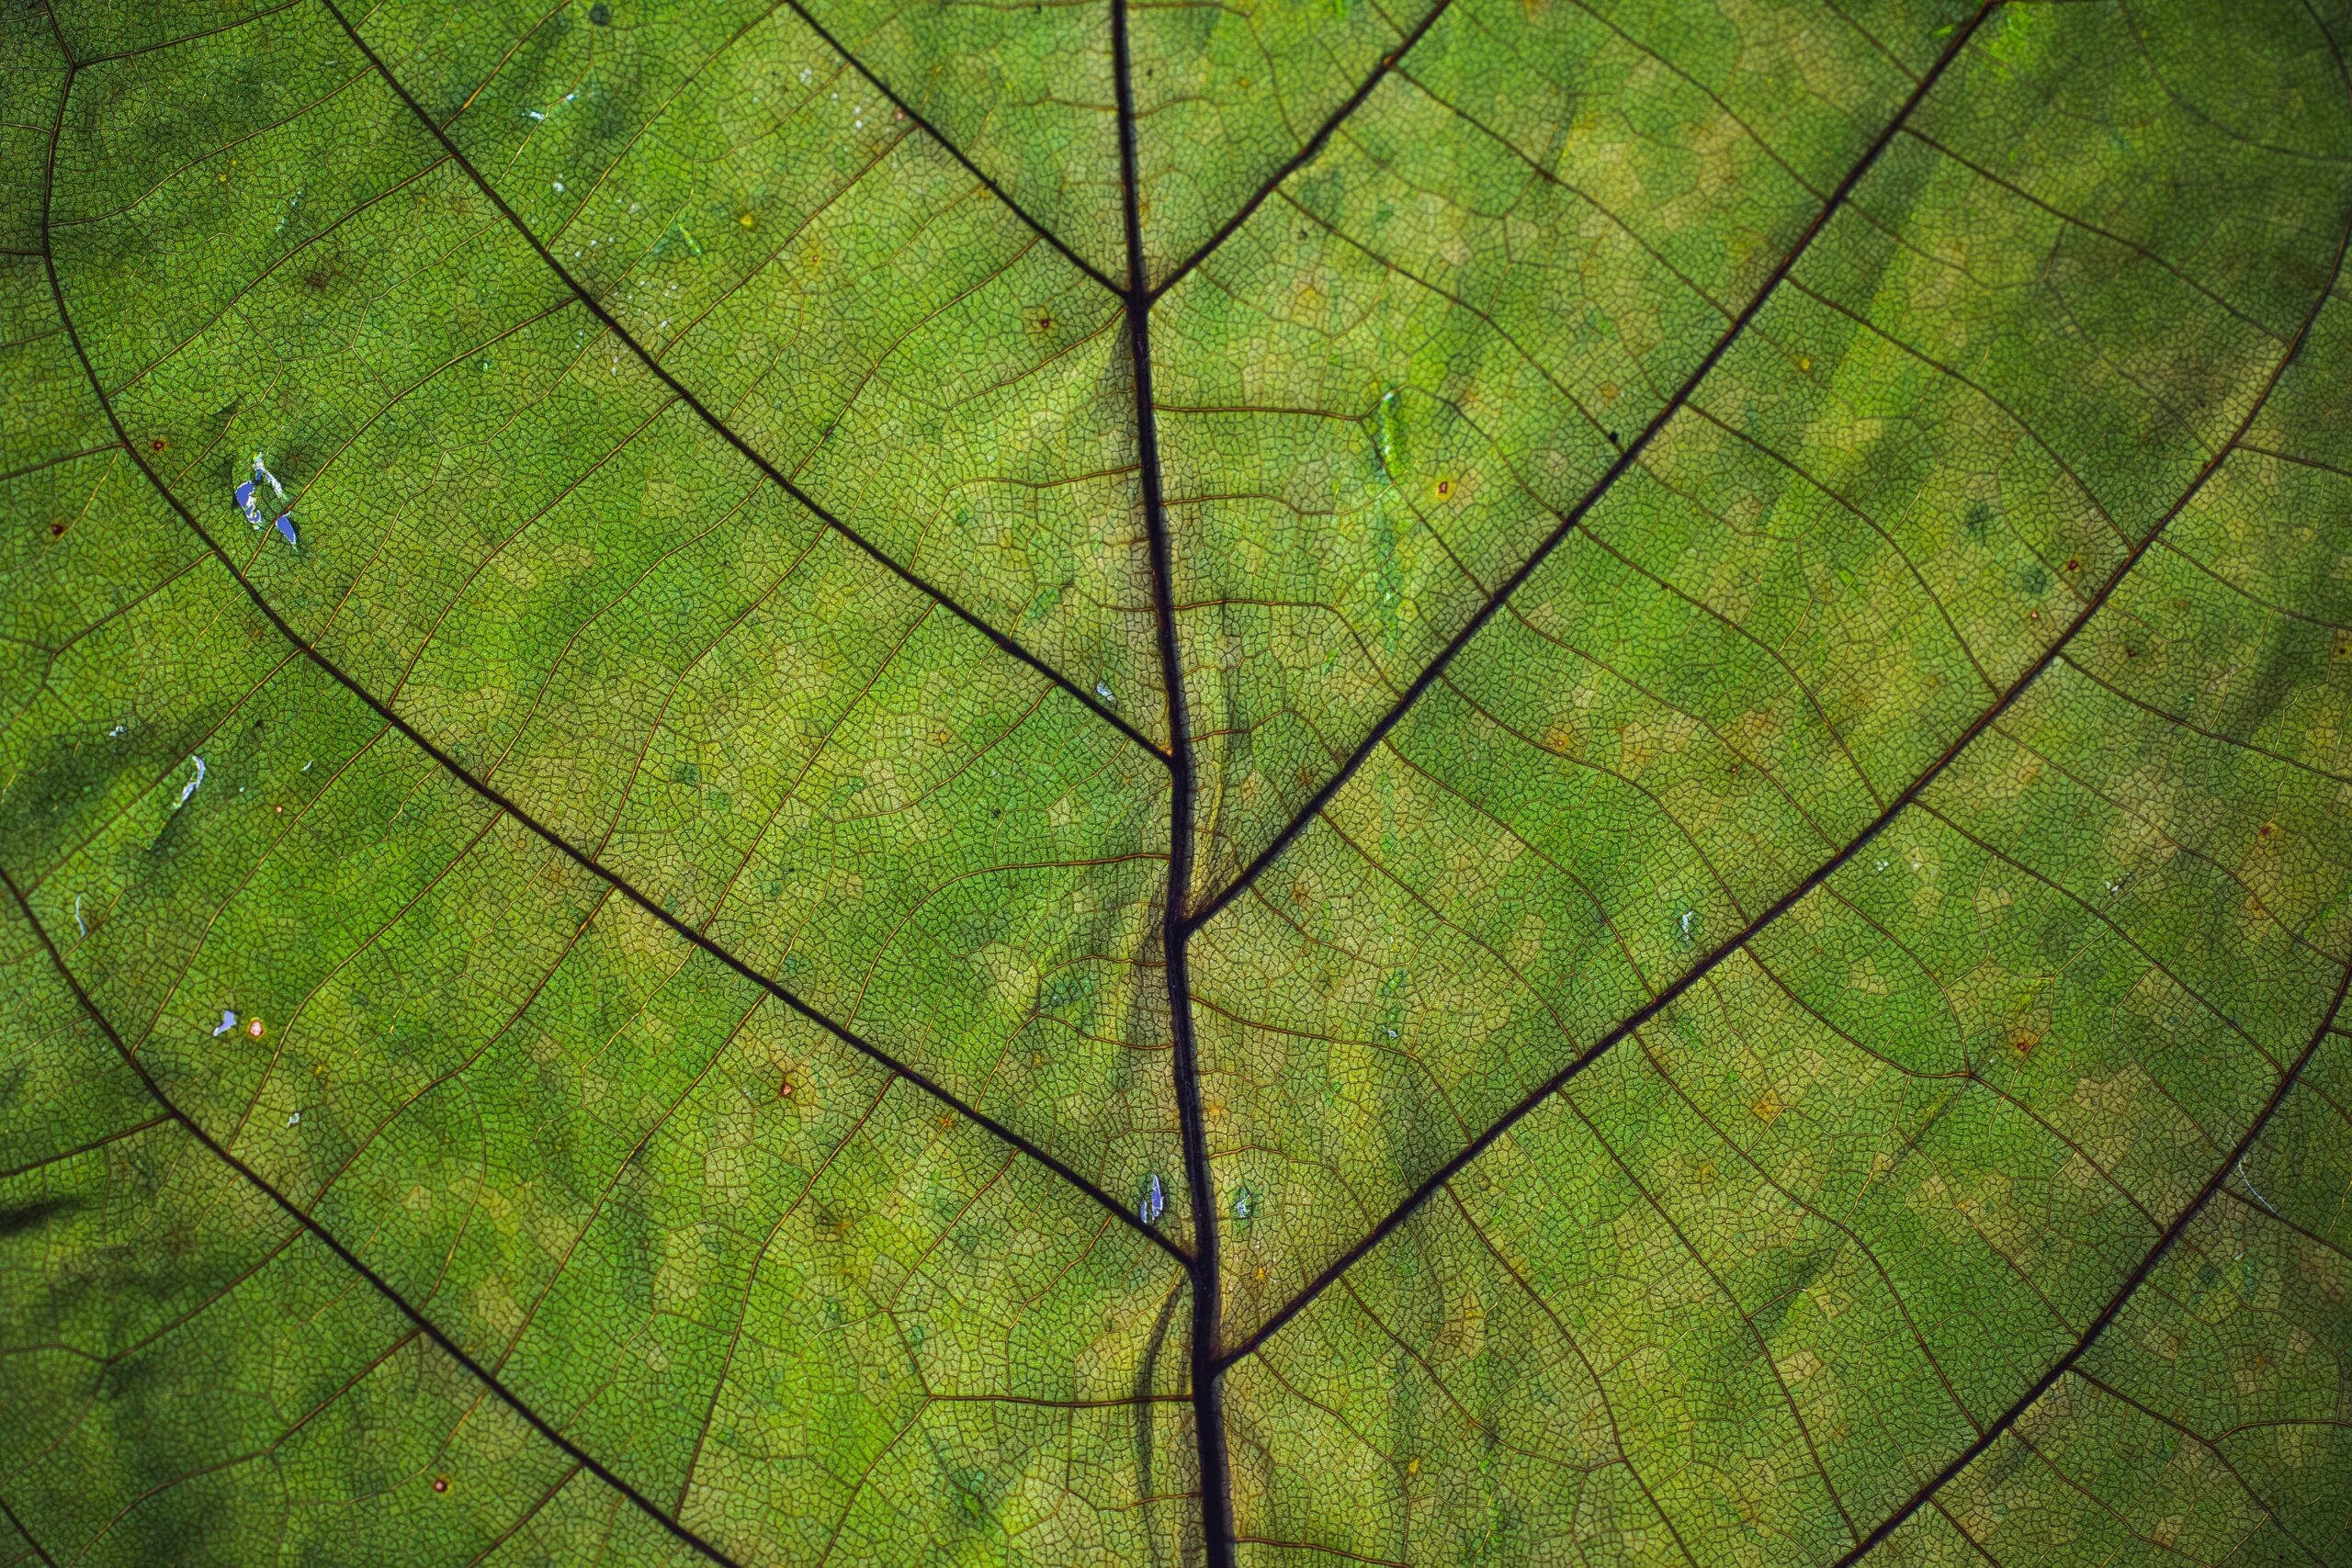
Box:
[274,513,298,548]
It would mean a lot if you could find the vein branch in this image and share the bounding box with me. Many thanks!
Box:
[763,0,1129,298]
[319,0,1169,768]
[1831,970,2352,1565]
[1146,0,1463,301]
[0,866,749,1568]
[1184,1,2001,933]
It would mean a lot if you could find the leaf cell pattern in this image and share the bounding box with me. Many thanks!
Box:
[2,0,2348,1564]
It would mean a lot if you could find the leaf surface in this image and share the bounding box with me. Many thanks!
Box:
[4,0,2350,1564]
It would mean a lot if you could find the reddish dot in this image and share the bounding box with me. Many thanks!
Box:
[2065,558,2080,571]
[149,438,166,453]
[432,1476,449,1494]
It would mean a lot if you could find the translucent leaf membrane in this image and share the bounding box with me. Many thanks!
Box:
[24,0,1189,1211]
[56,0,1164,746]
[1219,145,2352,1568]
[1194,0,2352,1332]
[1153,0,1972,893]
[0,897,707,1568]
[10,0,2352,1561]
[1873,1022,2352,1567]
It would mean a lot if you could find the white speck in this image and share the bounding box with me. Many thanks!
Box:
[1095,681,1112,701]
[1874,858,1887,871]
[799,68,811,83]
[553,180,565,192]
[1680,909,1694,937]
[563,92,576,103]
[526,109,545,120]
[301,760,312,772]
[287,1111,300,1126]
[74,896,85,936]
[2106,879,2121,895]
[175,756,206,809]
[211,1010,238,1037]
[108,724,125,738]
[253,453,284,499]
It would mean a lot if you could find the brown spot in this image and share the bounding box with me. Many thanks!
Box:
[2259,821,2277,840]
[778,1075,794,1097]
[1435,479,1451,497]
[2065,558,2080,571]
[432,1477,448,1495]
[936,1113,956,1132]
[48,522,65,538]
[2028,609,2041,622]
[149,437,167,453]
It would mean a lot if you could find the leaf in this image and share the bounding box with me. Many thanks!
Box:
[2,0,2348,1564]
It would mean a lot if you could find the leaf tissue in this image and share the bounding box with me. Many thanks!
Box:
[3,0,2350,1564]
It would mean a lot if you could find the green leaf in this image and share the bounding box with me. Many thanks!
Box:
[4,0,2348,1564]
